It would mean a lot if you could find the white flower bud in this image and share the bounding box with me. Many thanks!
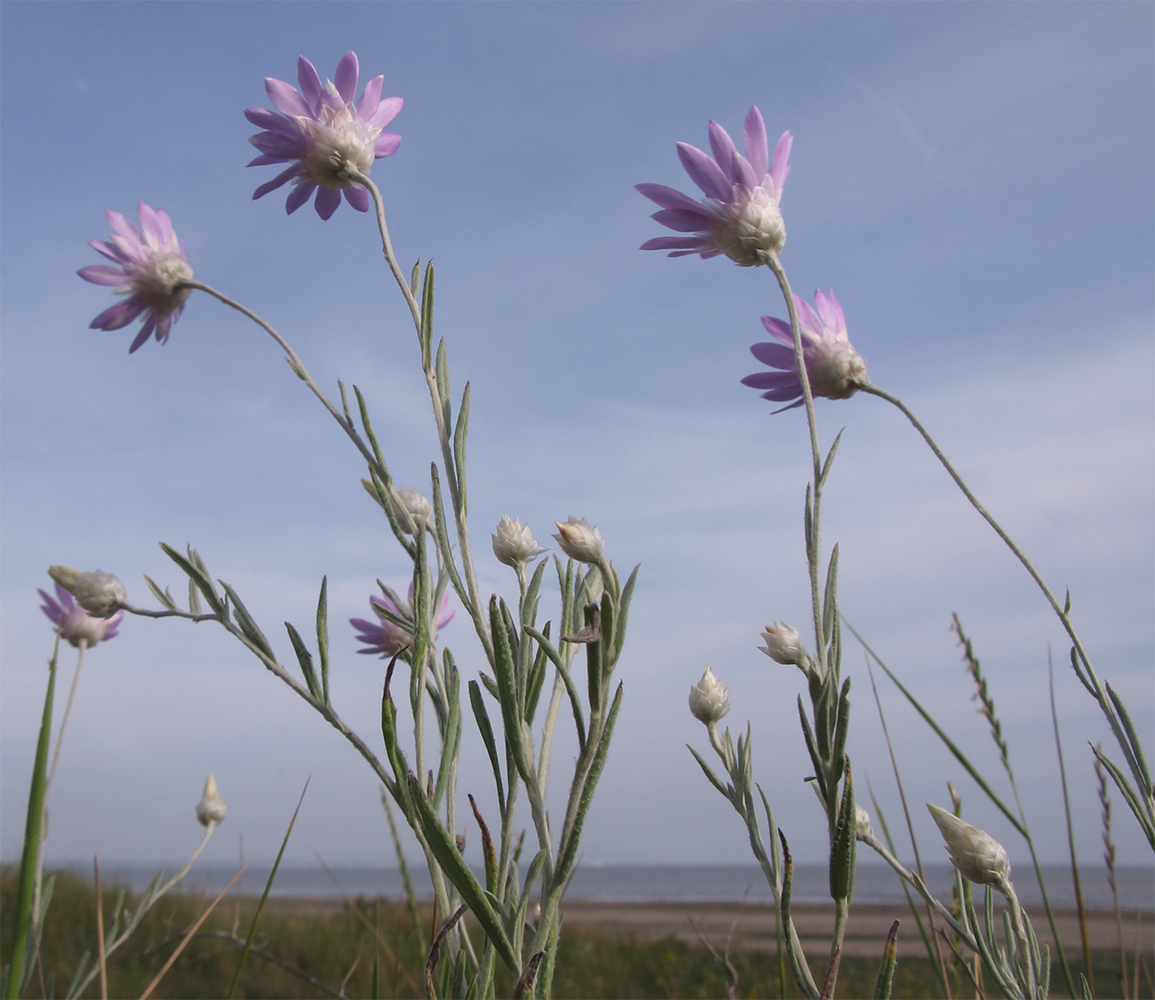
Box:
[393,486,432,534]
[552,516,605,564]
[48,566,126,618]
[196,772,228,828]
[688,667,731,725]
[927,803,1010,888]
[855,805,873,840]
[492,516,548,568]
[759,621,806,666]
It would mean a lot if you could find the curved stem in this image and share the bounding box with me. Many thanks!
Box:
[181,280,379,473]
[857,379,1151,811]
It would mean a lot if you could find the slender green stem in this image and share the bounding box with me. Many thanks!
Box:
[857,379,1152,818]
[6,634,60,1000]
[45,640,86,791]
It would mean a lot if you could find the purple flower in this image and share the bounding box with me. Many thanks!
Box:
[78,203,194,353]
[637,106,793,267]
[741,290,867,413]
[350,586,454,660]
[245,51,402,220]
[39,582,123,649]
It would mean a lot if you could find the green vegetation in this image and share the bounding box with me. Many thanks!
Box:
[2,869,1147,999]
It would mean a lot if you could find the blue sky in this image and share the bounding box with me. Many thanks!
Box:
[2,1,1152,879]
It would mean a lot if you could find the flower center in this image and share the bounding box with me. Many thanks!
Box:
[711,181,787,266]
[297,105,380,189]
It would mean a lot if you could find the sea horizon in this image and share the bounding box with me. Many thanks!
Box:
[29,861,1154,911]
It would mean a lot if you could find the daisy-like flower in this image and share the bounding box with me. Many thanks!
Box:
[39,582,123,649]
[638,106,792,266]
[350,585,454,660]
[741,290,867,413]
[78,203,194,353]
[245,50,402,220]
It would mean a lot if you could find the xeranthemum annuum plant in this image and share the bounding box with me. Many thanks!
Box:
[646,105,1152,1000]
[18,49,639,1000]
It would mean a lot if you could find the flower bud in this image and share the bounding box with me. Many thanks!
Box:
[48,566,126,618]
[927,803,1010,888]
[492,515,548,568]
[39,583,123,648]
[855,805,873,840]
[688,667,731,725]
[552,516,605,564]
[758,621,806,666]
[393,486,432,535]
[196,772,228,827]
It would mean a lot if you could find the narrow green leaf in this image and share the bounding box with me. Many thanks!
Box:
[420,262,435,371]
[186,578,201,616]
[142,576,176,611]
[797,698,828,805]
[872,920,900,999]
[490,597,531,780]
[453,382,470,513]
[523,625,586,751]
[688,744,732,802]
[409,258,420,295]
[218,581,275,659]
[405,774,519,972]
[160,543,225,617]
[611,564,640,662]
[284,622,320,699]
[435,338,451,429]
[226,780,309,999]
[830,678,852,786]
[822,544,840,647]
[829,758,856,902]
[316,577,330,706]
[819,429,844,489]
[1106,681,1152,795]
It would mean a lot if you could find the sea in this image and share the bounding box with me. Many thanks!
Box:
[58,862,1154,910]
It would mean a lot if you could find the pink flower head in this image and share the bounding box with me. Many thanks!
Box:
[637,106,792,266]
[78,202,193,353]
[245,51,403,220]
[39,582,123,648]
[742,290,867,413]
[350,585,453,660]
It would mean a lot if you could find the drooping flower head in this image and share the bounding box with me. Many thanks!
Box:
[758,621,807,667]
[39,582,123,648]
[742,290,867,413]
[350,584,454,661]
[78,203,194,353]
[688,667,731,726]
[245,51,402,220]
[638,106,793,266]
[47,566,127,619]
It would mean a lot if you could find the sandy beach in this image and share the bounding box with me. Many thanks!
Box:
[555,900,1153,959]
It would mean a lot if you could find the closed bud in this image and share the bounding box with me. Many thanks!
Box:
[393,486,432,534]
[855,805,873,840]
[552,516,605,564]
[492,515,548,568]
[927,803,1010,888]
[196,773,228,828]
[688,667,731,726]
[759,621,806,667]
[48,566,126,618]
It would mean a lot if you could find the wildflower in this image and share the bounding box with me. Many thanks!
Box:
[552,517,605,564]
[78,203,194,353]
[350,585,454,660]
[393,486,432,535]
[927,803,1011,888]
[39,582,123,648]
[759,621,807,667]
[688,667,731,726]
[245,51,402,220]
[492,516,548,569]
[196,773,228,827]
[741,290,867,413]
[47,567,126,619]
[855,805,873,840]
[637,106,792,266]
